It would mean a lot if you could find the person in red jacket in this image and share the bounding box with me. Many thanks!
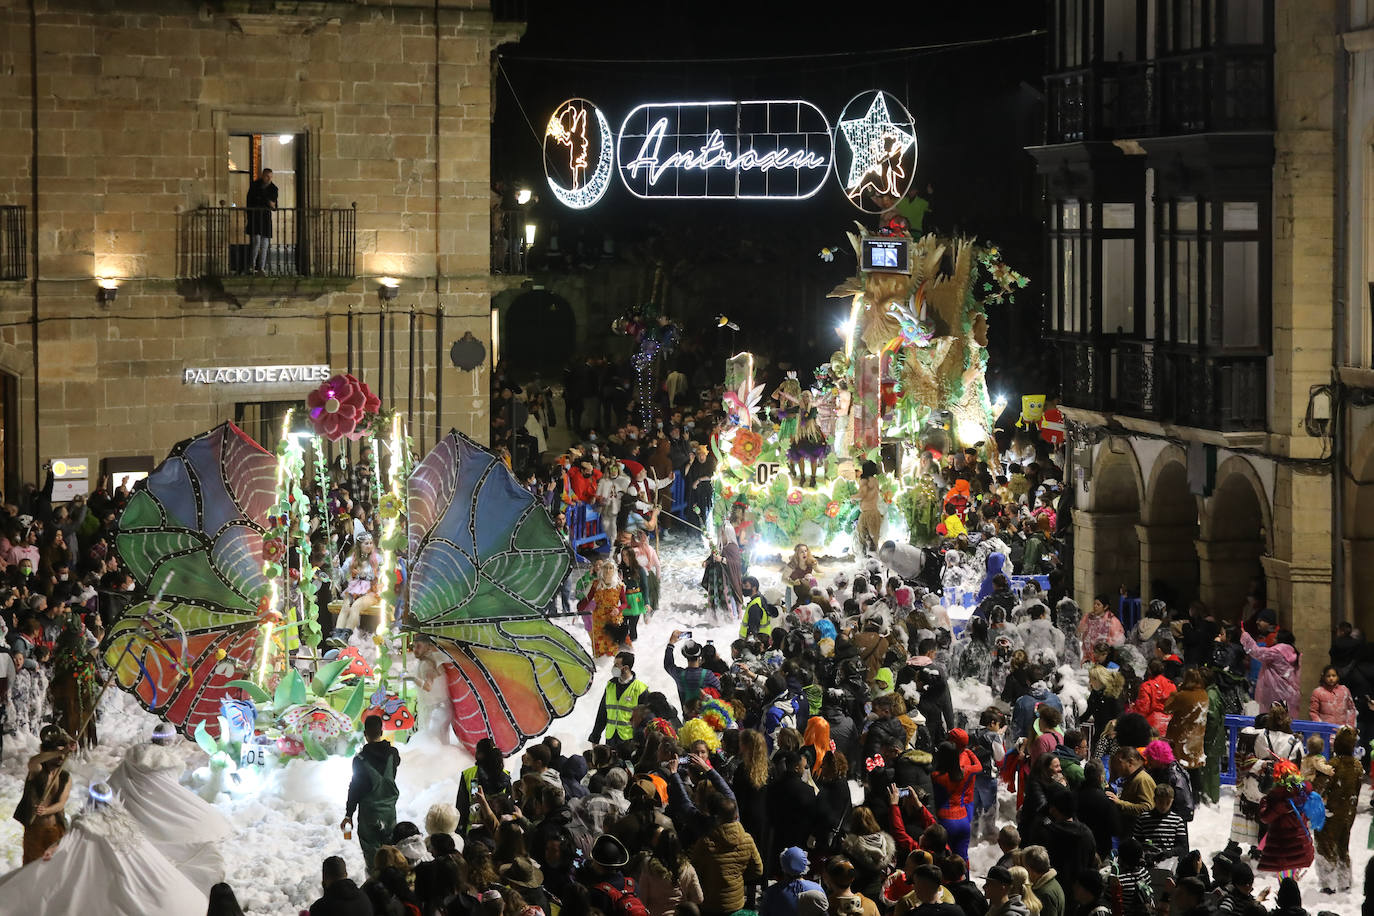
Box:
[1308,665,1357,729]
[1257,759,1315,879]
[565,457,601,505]
[1131,659,1178,735]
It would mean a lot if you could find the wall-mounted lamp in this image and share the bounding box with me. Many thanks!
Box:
[524,223,537,247]
[515,188,532,205]
[97,278,119,304]
[378,276,400,301]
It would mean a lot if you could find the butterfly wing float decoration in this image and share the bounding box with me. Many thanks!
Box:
[405,431,593,754]
[104,422,277,738]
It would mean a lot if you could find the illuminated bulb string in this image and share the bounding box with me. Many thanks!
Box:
[837,92,916,206]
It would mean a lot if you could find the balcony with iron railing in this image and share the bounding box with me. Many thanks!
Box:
[180,203,356,283]
[1045,47,1273,145]
[0,205,26,281]
[1053,335,1266,431]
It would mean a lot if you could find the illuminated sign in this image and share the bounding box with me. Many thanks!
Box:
[617,100,832,200]
[49,457,89,499]
[834,90,918,213]
[544,98,614,210]
[544,91,917,208]
[183,365,331,385]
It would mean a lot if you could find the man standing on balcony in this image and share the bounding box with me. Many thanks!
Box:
[246,168,277,275]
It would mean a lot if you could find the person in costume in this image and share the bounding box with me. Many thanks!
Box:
[771,374,802,444]
[1257,758,1315,878]
[631,529,661,611]
[589,650,649,747]
[618,546,651,643]
[0,782,207,915]
[1313,726,1361,892]
[1230,702,1302,856]
[411,635,456,743]
[787,390,831,488]
[782,543,818,609]
[108,722,233,890]
[342,713,401,874]
[15,725,75,864]
[856,461,883,556]
[586,559,627,658]
[720,504,747,611]
[336,529,381,635]
[49,615,98,749]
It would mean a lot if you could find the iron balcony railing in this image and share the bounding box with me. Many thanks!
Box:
[0,205,26,281]
[1045,48,1273,144]
[182,204,356,280]
[1054,335,1266,431]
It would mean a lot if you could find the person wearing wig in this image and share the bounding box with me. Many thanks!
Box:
[1314,726,1362,893]
[337,530,381,633]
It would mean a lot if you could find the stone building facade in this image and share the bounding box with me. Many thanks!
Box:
[1033,0,1340,695]
[0,0,517,495]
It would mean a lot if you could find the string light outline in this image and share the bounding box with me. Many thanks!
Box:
[835,91,918,212]
[544,98,614,210]
[616,100,833,201]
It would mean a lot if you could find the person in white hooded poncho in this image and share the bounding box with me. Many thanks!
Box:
[0,781,207,915]
[106,722,233,891]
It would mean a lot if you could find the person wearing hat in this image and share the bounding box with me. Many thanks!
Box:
[108,722,233,889]
[15,725,75,863]
[982,866,1030,916]
[665,630,720,708]
[580,834,638,915]
[500,856,552,914]
[591,651,649,746]
[760,847,824,916]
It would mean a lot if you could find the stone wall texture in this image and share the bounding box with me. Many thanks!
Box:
[0,0,515,488]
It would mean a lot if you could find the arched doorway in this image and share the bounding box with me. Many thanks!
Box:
[1077,442,1143,606]
[1140,451,1200,610]
[1199,458,1269,623]
[502,290,576,375]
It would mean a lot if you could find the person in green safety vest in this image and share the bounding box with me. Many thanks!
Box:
[341,714,400,875]
[589,651,648,746]
[739,577,777,641]
[455,737,511,835]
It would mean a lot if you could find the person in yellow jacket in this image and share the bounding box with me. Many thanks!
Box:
[589,651,648,745]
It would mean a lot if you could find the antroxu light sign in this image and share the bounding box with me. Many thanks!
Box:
[543,91,916,210]
[617,100,832,200]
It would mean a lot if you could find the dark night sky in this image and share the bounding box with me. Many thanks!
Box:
[491,4,1050,391]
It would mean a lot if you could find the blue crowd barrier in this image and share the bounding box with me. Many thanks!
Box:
[670,470,688,518]
[566,502,609,553]
[1117,596,1143,631]
[1218,714,1338,785]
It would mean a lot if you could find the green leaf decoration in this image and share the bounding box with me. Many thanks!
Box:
[341,680,368,720]
[194,721,219,756]
[225,679,271,705]
[303,732,330,761]
[311,658,350,696]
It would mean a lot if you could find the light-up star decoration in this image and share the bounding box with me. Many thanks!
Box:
[836,91,917,212]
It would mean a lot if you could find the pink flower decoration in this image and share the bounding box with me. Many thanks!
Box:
[787,489,803,505]
[261,537,285,563]
[306,373,381,441]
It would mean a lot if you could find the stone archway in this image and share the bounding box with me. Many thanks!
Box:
[1074,440,1143,609]
[1199,457,1270,623]
[1138,447,1200,610]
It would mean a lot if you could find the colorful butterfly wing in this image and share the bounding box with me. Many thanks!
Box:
[103,603,259,738]
[406,430,592,754]
[107,422,274,737]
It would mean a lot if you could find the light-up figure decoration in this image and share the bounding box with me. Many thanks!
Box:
[835,91,917,213]
[544,98,614,210]
[547,104,589,190]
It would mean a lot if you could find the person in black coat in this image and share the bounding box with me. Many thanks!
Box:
[309,856,374,916]
[822,691,861,769]
[1040,789,1098,899]
[766,750,819,872]
[940,856,989,916]
[1074,760,1121,861]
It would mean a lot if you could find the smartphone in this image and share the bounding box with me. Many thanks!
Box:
[680,631,693,639]
[898,787,912,799]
